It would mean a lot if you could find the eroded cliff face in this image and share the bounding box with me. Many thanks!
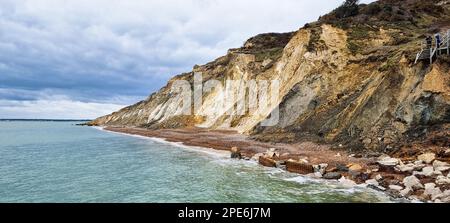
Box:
[90,0,450,152]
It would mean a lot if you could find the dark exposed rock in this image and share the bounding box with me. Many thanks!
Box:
[230,147,242,159]
[323,172,342,180]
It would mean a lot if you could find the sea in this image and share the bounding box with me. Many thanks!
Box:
[0,120,394,203]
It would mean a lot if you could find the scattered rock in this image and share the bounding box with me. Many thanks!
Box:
[377,156,399,166]
[336,164,349,172]
[433,160,450,172]
[349,171,369,183]
[323,172,342,180]
[251,153,264,161]
[348,154,356,158]
[424,183,443,201]
[365,179,379,187]
[338,177,357,188]
[400,188,412,197]
[417,153,436,164]
[441,190,450,203]
[403,175,423,190]
[230,147,242,159]
[313,163,328,175]
[436,176,450,185]
[395,164,415,172]
[266,151,279,158]
[389,185,403,191]
[259,156,277,168]
[414,166,434,177]
[375,174,383,181]
[348,163,363,172]
[414,160,424,165]
[285,160,314,174]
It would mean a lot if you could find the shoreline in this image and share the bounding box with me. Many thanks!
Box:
[100,126,450,203]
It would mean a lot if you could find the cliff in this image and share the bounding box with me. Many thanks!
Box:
[89,0,450,152]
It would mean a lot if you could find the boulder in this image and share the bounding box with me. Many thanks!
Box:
[400,188,412,197]
[377,156,399,166]
[395,164,415,172]
[414,166,434,177]
[403,175,423,190]
[230,147,242,159]
[336,164,349,172]
[389,185,403,191]
[375,174,383,181]
[365,179,379,187]
[424,183,443,201]
[323,172,342,180]
[313,163,328,175]
[259,156,277,168]
[348,163,363,172]
[417,153,436,164]
[349,171,369,183]
[436,176,450,185]
[285,160,314,174]
[433,160,450,172]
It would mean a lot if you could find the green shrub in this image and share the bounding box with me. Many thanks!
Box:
[335,0,360,19]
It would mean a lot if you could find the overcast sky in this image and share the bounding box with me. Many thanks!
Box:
[0,0,374,119]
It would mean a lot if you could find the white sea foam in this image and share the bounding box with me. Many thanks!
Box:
[92,127,229,158]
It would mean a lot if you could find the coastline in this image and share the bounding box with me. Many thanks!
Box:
[100,126,435,202]
[100,126,450,203]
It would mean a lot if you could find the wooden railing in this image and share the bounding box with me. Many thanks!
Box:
[414,29,450,64]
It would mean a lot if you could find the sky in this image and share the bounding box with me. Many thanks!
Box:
[0,0,374,119]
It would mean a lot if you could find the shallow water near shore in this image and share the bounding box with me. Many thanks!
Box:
[0,121,394,203]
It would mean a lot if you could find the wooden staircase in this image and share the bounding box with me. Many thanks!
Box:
[415,29,450,64]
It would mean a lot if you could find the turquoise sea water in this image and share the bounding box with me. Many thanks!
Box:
[0,121,393,203]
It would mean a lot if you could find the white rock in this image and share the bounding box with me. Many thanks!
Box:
[414,160,424,165]
[417,153,436,164]
[335,153,341,157]
[377,156,399,166]
[395,164,415,172]
[403,175,423,190]
[375,174,383,181]
[433,160,450,172]
[365,179,379,187]
[400,188,411,197]
[338,177,357,188]
[389,185,403,191]
[313,163,328,175]
[268,148,276,152]
[348,154,355,158]
[436,176,450,185]
[425,183,436,190]
[414,166,434,176]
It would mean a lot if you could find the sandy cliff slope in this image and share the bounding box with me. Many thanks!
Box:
[89,0,450,152]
